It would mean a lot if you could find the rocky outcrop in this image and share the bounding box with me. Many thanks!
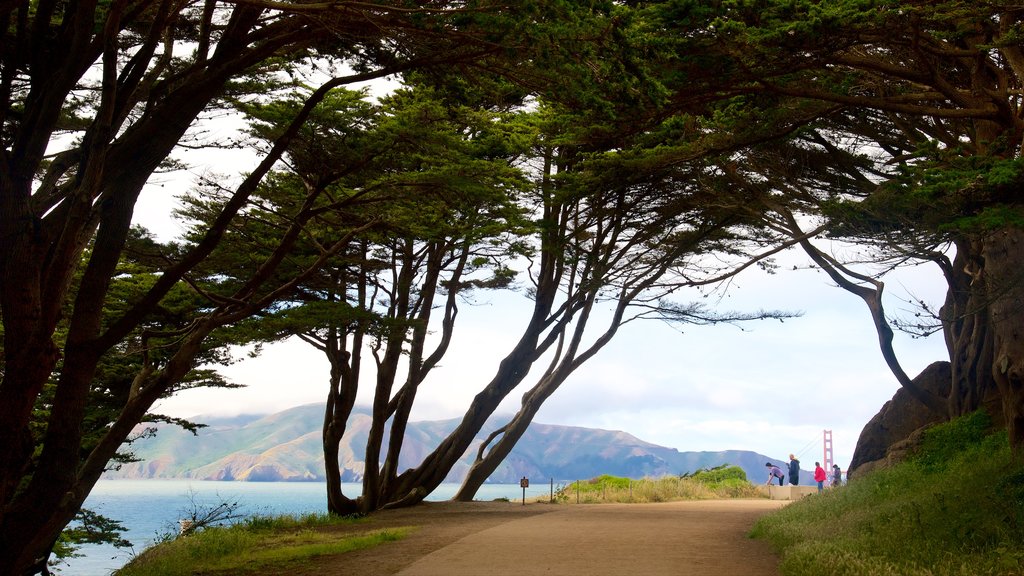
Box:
[849,361,951,478]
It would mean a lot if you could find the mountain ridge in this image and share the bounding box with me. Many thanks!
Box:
[107,403,797,485]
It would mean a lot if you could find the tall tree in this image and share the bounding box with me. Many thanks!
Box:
[593,0,1024,453]
[187,83,532,514]
[689,1,1024,446]
[454,106,801,499]
[0,2,572,572]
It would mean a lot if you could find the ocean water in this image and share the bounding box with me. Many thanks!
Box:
[61,480,553,575]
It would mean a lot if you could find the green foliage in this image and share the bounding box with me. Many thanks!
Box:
[585,474,634,490]
[241,512,364,532]
[751,412,1024,576]
[684,464,748,483]
[556,467,762,503]
[947,205,1024,234]
[913,410,995,471]
[29,229,243,556]
[44,230,240,468]
[178,80,536,348]
[824,152,1024,246]
[119,514,402,576]
[51,509,131,565]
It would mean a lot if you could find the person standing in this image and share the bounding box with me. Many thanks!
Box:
[788,454,800,485]
[831,464,842,487]
[765,462,785,486]
[814,462,827,493]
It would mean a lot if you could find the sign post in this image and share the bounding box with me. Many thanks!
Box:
[519,477,529,505]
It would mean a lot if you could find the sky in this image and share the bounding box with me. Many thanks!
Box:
[144,192,948,472]
[137,76,950,474]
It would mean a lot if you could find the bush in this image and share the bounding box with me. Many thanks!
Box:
[554,466,762,503]
[685,464,749,483]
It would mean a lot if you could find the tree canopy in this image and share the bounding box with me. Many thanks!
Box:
[3,1,1024,574]
[0,1,629,571]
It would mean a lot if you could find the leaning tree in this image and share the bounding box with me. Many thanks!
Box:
[0,1,588,572]
[177,82,534,514]
[695,0,1024,448]
[452,101,811,499]
[612,0,1024,452]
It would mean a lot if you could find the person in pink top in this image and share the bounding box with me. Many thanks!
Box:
[814,462,827,493]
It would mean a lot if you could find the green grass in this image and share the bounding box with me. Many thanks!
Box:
[555,465,763,503]
[751,411,1024,576]
[116,513,409,576]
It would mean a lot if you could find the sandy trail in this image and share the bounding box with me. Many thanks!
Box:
[285,499,787,576]
[395,500,787,576]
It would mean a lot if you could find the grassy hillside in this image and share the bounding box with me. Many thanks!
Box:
[751,411,1024,576]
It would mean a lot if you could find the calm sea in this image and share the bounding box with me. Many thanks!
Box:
[65,479,553,575]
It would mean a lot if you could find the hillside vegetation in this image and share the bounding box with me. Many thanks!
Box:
[555,465,761,503]
[751,412,1024,576]
[106,404,779,485]
[116,514,406,576]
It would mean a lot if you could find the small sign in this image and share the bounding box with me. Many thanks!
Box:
[520,477,530,488]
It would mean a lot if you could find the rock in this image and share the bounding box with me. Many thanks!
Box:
[848,361,951,478]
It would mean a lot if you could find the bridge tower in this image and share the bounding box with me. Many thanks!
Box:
[823,429,834,473]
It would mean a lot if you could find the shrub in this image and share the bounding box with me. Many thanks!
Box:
[685,464,749,483]
[554,466,762,503]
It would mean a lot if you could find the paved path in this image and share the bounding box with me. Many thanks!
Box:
[394,500,787,576]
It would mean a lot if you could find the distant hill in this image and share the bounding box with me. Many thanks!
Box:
[105,403,796,485]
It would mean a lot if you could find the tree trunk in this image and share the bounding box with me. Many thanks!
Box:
[981,228,1024,453]
[941,239,996,419]
[455,269,631,500]
[386,304,558,503]
[380,243,444,502]
[323,342,358,516]
[362,241,416,512]
[454,373,561,501]
[2,321,215,575]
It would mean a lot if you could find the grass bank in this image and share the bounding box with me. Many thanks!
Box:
[116,512,408,576]
[751,411,1024,576]
[555,465,763,503]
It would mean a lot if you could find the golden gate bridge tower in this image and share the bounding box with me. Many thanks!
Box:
[823,429,834,476]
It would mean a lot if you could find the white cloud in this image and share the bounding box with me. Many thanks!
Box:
[154,340,329,418]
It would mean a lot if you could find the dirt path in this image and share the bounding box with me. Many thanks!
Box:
[286,499,788,576]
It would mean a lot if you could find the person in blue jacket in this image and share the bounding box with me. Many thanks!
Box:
[788,454,800,485]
